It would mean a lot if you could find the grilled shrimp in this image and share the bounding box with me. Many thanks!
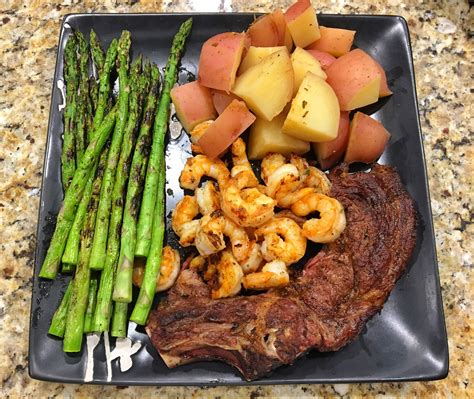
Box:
[188,254,207,272]
[189,120,213,154]
[290,154,331,194]
[266,163,301,199]
[261,153,286,184]
[208,250,244,299]
[255,217,307,265]
[171,195,200,246]
[179,155,230,190]
[132,246,180,292]
[196,181,220,215]
[195,212,250,262]
[230,138,259,187]
[242,260,289,290]
[239,241,264,274]
[291,192,346,243]
[221,171,275,227]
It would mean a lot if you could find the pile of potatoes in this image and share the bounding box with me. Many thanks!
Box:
[170,0,392,169]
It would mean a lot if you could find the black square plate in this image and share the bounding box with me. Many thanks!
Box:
[29,13,448,385]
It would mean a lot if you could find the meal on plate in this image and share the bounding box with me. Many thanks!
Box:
[39,0,417,381]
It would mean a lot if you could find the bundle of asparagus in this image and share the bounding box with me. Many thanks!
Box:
[43,18,193,353]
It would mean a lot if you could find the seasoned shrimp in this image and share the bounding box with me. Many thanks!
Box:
[266,163,301,200]
[189,255,206,271]
[230,138,259,187]
[261,153,286,184]
[276,186,315,209]
[290,154,331,194]
[221,171,275,227]
[171,195,200,246]
[189,120,213,154]
[239,241,263,274]
[208,250,244,299]
[291,192,346,243]
[195,211,250,262]
[190,120,213,144]
[179,155,230,190]
[132,246,180,292]
[255,217,307,265]
[242,260,289,290]
[196,181,220,215]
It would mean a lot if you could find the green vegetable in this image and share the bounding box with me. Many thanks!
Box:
[39,107,116,280]
[135,18,193,257]
[130,160,165,325]
[48,281,72,338]
[89,31,131,271]
[61,35,78,191]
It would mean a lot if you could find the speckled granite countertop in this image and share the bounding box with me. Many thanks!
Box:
[1,0,472,397]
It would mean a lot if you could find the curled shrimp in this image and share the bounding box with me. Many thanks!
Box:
[255,217,307,265]
[171,195,200,246]
[290,154,331,194]
[196,181,220,215]
[239,241,264,274]
[221,171,275,227]
[195,211,250,262]
[230,138,259,187]
[266,163,301,200]
[179,154,230,190]
[208,250,244,299]
[132,246,180,292]
[291,193,346,243]
[261,153,286,184]
[242,260,289,290]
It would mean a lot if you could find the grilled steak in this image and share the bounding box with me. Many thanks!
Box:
[146,164,417,380]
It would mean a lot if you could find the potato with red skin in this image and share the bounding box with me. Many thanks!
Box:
[313,111,350,170]
[344,112,391,164]
[211,90,241,115]
[285,0,321,48]
[326,49,386,110]
[197,99,256,159]
[170,81,217,132]
[198,32,246,92]
[374,61,392,97]
[271,8,293,51]
[306,26,356,57]
[247,14,280,47]
[306,49,336,70]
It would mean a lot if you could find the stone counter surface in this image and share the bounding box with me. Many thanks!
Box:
[0,0,472,397]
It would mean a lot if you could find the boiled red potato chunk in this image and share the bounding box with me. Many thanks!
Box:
[198,32,246,92]
[232,48,294,121]
[170,81,217,132]
[306,26,356,57]
[306,49,336,70]
[374,61,392,97]
[313,111,350,170]
[291,47,326,95]
[247,14,280,47]
[197,99,256,159]
[238,46,286,75]
[271,8,293,51]
[344,112,391,164]
[211,90,240,115]
[248,109,310,160]
[326,48,389,110]
[284,0,321,48]
[282,72,340,142]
